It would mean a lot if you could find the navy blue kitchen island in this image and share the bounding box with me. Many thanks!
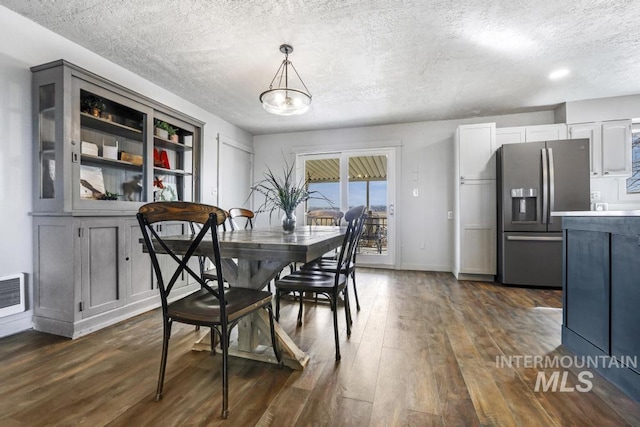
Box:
[556,211,640,401]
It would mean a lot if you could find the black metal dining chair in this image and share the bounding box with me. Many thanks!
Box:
[301,206,367,311]
[137,201,281,419]
[228,207,255,230]
[274,205,366,361]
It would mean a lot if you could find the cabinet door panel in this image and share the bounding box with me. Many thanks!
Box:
[126,220,155,302]
[458,123,496,180]
[525,124,567,142]
[569,123,602,177]
[72,78,153,211]
[602,120,632,176]
[496,127,526,147]
[611,234,640,366]
[459,180,496,274]
[564,229,609,353]
[81,221,124,318]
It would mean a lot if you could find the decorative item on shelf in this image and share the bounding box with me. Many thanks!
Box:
[259,44,312,116]
[80,166,105,199]
[249,157,329,233]
[81,95,107,117]
[121,152,143,165]
[122,175,143,201]
[102,140,118,160]
[81,141,98,156]
[153,148,162,167]
[153,176,177,201]
[160,149,170,169]
[169,130,179,143]
[154,119,175,140]
[100,111,114,122]
[99,191,119,201]
[152,149,171,169]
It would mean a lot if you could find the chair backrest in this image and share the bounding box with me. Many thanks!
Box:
[228,207,255,230]
[307,209,344,226]
[334,205,366,278]
[343,205,366,261]
[137,202,227,317]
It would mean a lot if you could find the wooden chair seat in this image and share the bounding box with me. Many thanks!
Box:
[168,288,273,324]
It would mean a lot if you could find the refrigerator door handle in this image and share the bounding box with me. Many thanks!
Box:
[548,147,555,224]
[541,148,548,224]
[506,235,563,242]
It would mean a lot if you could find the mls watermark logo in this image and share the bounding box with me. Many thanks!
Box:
[496,354,638,393]
[534,370,593,393]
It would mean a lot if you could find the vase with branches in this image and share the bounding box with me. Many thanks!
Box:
[250,158,329,233]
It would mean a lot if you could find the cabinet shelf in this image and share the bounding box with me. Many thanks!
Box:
[153,136,193,152]
[81,112,143,141]
[154,166,192,176]
[82,154,143,171]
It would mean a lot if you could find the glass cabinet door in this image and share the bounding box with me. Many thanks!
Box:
[152,113,196,203]
[73,80,152,209]
[38,84,56,200]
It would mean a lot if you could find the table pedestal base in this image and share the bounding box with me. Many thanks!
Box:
[191,310,309,370]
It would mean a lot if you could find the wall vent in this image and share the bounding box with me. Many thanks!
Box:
[0,273,25,318]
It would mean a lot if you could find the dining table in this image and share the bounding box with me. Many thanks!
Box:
[156,225,346,370]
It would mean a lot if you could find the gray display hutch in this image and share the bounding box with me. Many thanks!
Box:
[31,60,204,338]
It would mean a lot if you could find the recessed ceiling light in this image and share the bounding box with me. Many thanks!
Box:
[549,69,570,80]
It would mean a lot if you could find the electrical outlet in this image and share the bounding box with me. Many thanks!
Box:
[412,188,419,197]
[590,191,601,203]
[447,211,453,220]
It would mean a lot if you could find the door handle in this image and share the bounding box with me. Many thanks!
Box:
[388,204,394,216]
[548,148,555,224]
[506,236,563,242]
[541,149,548,225]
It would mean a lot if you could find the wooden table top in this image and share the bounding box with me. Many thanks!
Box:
[161,226,346,263]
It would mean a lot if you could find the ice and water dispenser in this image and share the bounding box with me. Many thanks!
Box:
[510,188,537,222]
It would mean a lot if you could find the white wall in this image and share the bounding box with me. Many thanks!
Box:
[565,94,640,124]
[0,6,252,337]
[253,111,555,272]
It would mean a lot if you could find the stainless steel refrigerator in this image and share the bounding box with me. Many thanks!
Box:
[497,139,590,287]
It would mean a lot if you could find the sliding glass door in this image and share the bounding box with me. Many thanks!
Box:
[300,148,395,266]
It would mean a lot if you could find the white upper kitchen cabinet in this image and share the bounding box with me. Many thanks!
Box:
[568,122,602,177]
[456,123,496,180]
[496,124,567,147]
[569,120,631,177]
[602,120,632,177]
[496,127,526,147]
[525,124,567,142]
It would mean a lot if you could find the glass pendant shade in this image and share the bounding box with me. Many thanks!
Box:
[260,88,311,116]
[260,44,312,116]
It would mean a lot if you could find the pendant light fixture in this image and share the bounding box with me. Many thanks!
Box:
[259,44,312,116]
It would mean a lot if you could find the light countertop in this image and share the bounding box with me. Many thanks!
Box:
[551,210,640,217]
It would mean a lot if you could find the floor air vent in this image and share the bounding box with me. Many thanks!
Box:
[0,273,25,317]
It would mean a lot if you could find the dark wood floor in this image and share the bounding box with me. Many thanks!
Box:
[1,269,639,426]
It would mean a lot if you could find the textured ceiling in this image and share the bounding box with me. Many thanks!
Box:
[2,1,640,135]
